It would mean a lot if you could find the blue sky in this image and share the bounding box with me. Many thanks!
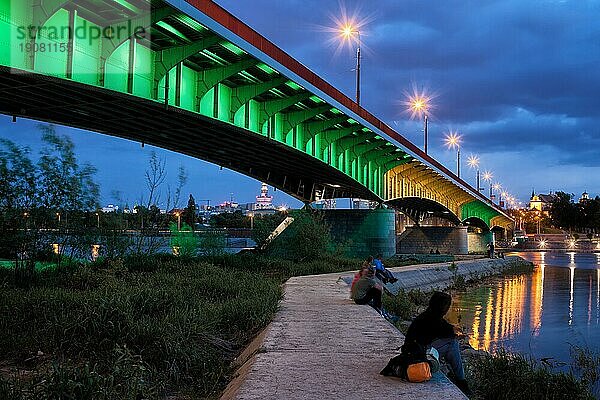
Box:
[2,0,599,207]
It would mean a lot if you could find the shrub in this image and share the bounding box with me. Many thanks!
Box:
[468,350,594,400]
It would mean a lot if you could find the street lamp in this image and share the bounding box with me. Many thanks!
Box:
[56,212,61,225]
[492,183,502,203]
[175,212,181,231]
[444,131,461,177]
[467,154,480,191]
[406,92,431,154]
[248,212,254,230]
[337,23,361,105]
[95,212,100,228]
[482,170,493,198]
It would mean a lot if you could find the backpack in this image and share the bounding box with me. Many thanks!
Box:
[380,342,437,383]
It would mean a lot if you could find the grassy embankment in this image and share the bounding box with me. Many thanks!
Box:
[381,259,595,399]
[0,253,362,399]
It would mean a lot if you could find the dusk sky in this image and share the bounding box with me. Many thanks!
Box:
[2,0,599,208]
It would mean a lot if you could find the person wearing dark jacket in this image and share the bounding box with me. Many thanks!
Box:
[403,291,470,395]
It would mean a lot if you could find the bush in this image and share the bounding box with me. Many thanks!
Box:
[382,289,431,321]
[468,350,594,400]
[266,209,332,262]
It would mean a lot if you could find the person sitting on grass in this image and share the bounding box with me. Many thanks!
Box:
[373,253,398,284]
[351,267,382,312]
[402,291,471,395]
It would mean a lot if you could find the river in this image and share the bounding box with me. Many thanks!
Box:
[446,252,600,367]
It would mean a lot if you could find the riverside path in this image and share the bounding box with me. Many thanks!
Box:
[219,261,490,399]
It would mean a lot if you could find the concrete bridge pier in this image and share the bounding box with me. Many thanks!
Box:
[321,208,396,258]
[396,226,469,255]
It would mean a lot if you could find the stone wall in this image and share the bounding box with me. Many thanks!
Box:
[467,231,494,254]
[321,208,396,258]
[389,256,532,293]
[396,226,469,255]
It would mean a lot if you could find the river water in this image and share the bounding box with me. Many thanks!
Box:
[445,252,600,366]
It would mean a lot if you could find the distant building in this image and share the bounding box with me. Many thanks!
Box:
[255,183,274,210]
[250,183,277,216]
[101,204,119,213]
[579,191,590,203]
[529,190,555,212]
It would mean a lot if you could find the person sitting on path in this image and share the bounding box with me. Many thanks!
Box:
[373,254,398,284]
[351,267,382,311]
[351,257,372,291]
[402,291,471,395]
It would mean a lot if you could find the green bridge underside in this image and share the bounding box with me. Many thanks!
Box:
[0,0,508,228]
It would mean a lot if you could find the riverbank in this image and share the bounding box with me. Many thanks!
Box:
[224,257,533,399]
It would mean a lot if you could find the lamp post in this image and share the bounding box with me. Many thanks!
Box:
[95,212,100,228]
[467,155,480,191]
[483,171,493,199]
[249,212,254,230]
[175,212,181,231]
[492,183,502,203]
[406,94,431,154]
[339,24,361,105]
[444,131,461,178]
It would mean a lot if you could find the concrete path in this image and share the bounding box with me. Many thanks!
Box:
[222,269,467,399]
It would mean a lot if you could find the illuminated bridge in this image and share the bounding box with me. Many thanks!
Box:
[0,0,512,248]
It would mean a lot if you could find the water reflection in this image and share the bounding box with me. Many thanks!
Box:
[447,252,600,362]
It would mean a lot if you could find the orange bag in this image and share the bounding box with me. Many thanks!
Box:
[406,361,432,383]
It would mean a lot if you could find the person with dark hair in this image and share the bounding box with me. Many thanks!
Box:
[351,267,382,311]
[373,254,398,284]
[402,291,470,395]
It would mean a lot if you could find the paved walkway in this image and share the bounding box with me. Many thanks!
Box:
[222,267,468,399]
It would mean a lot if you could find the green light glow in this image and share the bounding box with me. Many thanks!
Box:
[156,21,188,42]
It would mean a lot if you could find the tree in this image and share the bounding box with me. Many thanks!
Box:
[549,192,581,231]
[37,125,99,211]
[182,194,196,229]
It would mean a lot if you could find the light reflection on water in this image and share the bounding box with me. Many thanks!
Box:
[446,252,600,364]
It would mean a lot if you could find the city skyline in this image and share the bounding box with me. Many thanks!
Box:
[1,0,599,207]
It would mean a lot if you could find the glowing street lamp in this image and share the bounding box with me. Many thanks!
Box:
[175,212,181,231]
[248,212,254,230]
[492,183,502,204]
[539,239,547,249]
[95,212,100,228]
[337,22,361,105]
[467,154,480,191]
[444,131,461,177]
[482,170,493,198]
[406,92,432,154]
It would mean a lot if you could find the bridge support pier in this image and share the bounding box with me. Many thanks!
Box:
[397,226,469,255]
[467,230,494,254]
[320,208,396,258]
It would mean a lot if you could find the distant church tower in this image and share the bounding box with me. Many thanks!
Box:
[255,183,274,210]
[529,189,543,211]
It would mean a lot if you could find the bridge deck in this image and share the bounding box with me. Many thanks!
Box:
[222,266,466,400]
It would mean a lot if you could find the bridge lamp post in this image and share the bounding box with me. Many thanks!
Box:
[482,171,493,199]
[492,183,502,203]
[338,24,362,105]
[444,131,461,178]
[408,96,431,154]
[467,155,480,191]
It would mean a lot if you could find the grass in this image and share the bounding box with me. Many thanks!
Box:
[467,350,594,400]
[0,256,282,399]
